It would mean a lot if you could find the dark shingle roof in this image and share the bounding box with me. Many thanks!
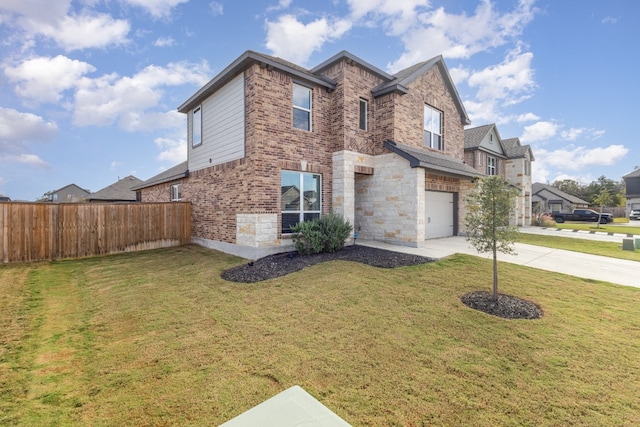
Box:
[532,182,589,204]
[133,161,188,190]
[464,124,494,149]
[384,140,481,179]
[623,168,640,179]
[502,137,534,160]
[90,175,143,202]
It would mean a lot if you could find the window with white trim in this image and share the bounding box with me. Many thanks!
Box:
[293,84,312,131]
[192,106,202,147]
[424,104,443,150]
[281,171,321,233]
[359,98,368,130]
[487,156,497,175]
[170,183,182,201]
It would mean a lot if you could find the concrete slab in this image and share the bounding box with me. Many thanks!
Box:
[358,233,640,289]
[219,386,351,427]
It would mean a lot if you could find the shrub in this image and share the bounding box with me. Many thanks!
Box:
[291,213,353,255]
[318,213,353,253]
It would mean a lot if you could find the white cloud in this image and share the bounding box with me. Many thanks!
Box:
[110,161,123,171]
[4,55,96,104]
[155,136,187,163]
[267,0,292,12]
[467,50,535,102]
[560,127,606,141]
[209,1,223,16]
[534,144,629,172]
[73,61,211,130]
[120,0,189,18]
[153,36,176,47]
[347,0,429,35]
[516,112,539,122]
[4,153,50,169]
[265,15,352,64]
[387,0,537,71]
[0,107,57,147]
[520,121,559,142]
[602,16,617,25]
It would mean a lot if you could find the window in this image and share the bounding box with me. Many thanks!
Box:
[281,171,321,233]
[170,183,182,201]
[477,151,483,166]
[359,98,368,130]
[424,105,443,150]
[192,106,202,147]
[293,84,312,131]
[525,159,531,176]
[487,156,496,175]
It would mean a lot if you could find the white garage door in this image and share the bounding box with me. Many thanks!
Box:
[425,191,454,239]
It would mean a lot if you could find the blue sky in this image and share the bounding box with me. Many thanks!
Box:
[0,0,637,201]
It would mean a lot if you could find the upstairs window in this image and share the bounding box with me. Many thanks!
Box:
[359,98,368,130]
[281,171,321,233]
[293,84,312,131]
[170,183,182,201]
[525,159,531,176]
[192,106,202,147]
[424,105,443,150]
[487,156,497,175]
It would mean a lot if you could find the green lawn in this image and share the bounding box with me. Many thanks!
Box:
[518,233,640,262]
[1,245,640,426]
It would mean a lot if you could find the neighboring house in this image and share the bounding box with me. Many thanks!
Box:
[464,124,535,226]
[88,175,144,203]
[0,194,10,202]
[44,184,91,203]
[531,182,589,213]
[623,167,640,215]
[138,50,482,259]
[132,161,188,202]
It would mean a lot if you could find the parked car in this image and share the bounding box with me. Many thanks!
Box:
[630,209,640,220]
[552,209,613,224]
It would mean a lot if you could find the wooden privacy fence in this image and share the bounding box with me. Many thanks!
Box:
[0,202,191,263]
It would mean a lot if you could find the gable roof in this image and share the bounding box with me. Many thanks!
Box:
[178,51,337,113]
[532,182,589,205]
[384,140,481,179]
[502,137,535,161]
[89,175,143,202]
[133,161,188,190]
[47,183,91,195]
[373,56,471,125]
[623,168,640,179]
[179,50,470,126]
[464,124,495,149]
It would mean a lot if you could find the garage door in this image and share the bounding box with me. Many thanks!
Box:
[425,191,454,239]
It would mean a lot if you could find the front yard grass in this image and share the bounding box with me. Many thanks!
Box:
[554,222,640,235]
[518,233,640,262]
[1,245,640,426]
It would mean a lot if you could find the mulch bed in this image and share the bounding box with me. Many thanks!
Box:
[220,245,434,283]
[461,291,543,319]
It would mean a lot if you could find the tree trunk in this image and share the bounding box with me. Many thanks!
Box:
[492,244,498,300]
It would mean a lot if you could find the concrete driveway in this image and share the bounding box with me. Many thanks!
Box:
[359,227,640,289]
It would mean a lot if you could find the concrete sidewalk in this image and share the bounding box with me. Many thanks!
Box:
[358,230,640,289]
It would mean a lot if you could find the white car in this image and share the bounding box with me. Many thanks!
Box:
[630,209,640,220]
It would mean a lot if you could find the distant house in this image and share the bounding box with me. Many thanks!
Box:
[623,167,640,216]
[531,182,589,214]
[89,175,143,203]
[0,194,10,202]
[464,124,535,226]
[44,184,91,203]
[132,161,188,202]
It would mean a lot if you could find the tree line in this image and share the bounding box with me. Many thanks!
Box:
[551,175,626,207]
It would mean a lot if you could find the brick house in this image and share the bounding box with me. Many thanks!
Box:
[464,124,534,225]
[137,50,483,259]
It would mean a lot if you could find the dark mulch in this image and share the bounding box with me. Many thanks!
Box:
[221,245,434,283]
[461,291,543,319]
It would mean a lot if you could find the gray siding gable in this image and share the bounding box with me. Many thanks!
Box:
[188,73,245,172]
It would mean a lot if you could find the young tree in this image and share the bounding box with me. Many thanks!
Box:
[592,189,613,229]
[464,175,520,300]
